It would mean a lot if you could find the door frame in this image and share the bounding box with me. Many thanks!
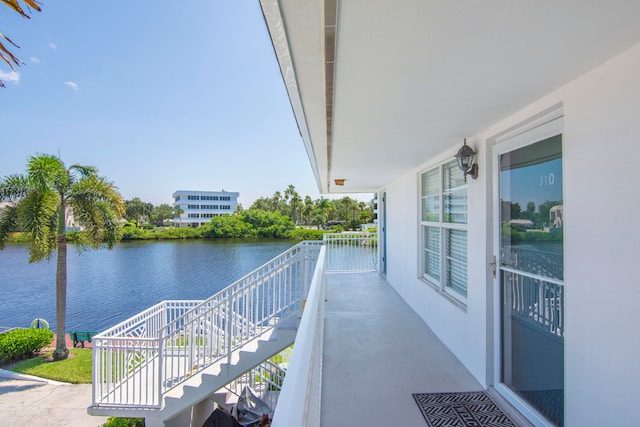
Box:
[491,106,564,426]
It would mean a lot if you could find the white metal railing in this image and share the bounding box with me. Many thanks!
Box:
[323,232,378,272]
[503,268,564,338]
[223,358,288,410]
[92,241,323,409]
[272,245,326,427]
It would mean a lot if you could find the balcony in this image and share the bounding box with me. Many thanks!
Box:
[274,271,487,427]
[272,234,510,427]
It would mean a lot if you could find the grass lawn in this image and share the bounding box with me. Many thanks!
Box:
[11,348,92,384]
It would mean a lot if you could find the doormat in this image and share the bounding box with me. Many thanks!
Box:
[413,391,517,427]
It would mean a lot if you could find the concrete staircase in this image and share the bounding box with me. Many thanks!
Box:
[90,325,296,427]
[160,327,296,425]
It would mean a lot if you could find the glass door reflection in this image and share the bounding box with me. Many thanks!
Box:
[499,134,564,426]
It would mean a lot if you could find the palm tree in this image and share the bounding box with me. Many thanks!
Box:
[0,154,125,360]
[283,185,300,222]
[302,195,314,226]
[173,206,184,227]
[291,193,302,224]
[272,191,282,211]
[316,197,332,228]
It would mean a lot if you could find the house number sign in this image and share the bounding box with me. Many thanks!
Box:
[540,173,555,188]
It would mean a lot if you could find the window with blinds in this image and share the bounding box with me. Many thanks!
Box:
[420,159,468,302]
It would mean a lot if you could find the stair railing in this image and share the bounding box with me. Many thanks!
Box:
[222,358,289,410]
[92,241,323,409]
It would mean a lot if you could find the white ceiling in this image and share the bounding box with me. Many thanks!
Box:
[262,0,640,193]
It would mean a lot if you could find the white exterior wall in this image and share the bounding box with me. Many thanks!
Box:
[172,190,239,227]
[383,146,490,387]
[382,41,640,425]
[559,42,640,427]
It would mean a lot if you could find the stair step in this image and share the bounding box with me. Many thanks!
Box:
[161,326,296,418]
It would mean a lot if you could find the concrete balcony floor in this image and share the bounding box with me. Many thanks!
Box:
[320,273,492,426]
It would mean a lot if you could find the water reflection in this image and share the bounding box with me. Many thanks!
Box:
[0,240,294,331]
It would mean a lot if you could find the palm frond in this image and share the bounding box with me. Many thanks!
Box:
[0,204,19,249]
[1,0,40,16]
[0,174,31,201]
[68,175,124,249]
[2,0,30,18]
[21,0,41,12]
[1,0,41,87]
[0,31,20,49]
[0,38,23,68]
[27,154,68,192]
[19,189,61,262]
[71,176,125,214]
[69,164,99,180]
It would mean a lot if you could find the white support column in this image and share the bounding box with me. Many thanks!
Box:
[191,398,216,427]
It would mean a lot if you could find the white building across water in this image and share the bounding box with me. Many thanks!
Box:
[172,190,239,228]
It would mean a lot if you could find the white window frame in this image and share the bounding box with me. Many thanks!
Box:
[419,158,468,305]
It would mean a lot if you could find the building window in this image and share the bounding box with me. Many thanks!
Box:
[187,204,199,209]
[188,213,200,218]
[187,195,200,200]
[175,196,180,201]
[220,196,230,201]
[221,205,231,210]
[420,159,468,301]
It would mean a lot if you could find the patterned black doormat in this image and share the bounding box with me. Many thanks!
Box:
[413,391,517,427]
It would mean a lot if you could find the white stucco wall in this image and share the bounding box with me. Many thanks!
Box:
[560,42,640,427]
[383,145,491,387]
[382,41,640,425]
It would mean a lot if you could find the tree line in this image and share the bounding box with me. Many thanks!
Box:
[248,185,374,229]
[123,185,375,231]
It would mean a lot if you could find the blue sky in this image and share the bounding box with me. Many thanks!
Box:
[1,1,358,207]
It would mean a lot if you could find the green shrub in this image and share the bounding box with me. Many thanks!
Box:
[5,232,31,243]
[0,328,54,363]
[103,417,145,427]
[286,228,325,240]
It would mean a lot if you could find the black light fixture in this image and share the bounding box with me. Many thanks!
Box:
[455,138,478,180]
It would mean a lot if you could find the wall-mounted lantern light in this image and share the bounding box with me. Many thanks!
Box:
[455,138,478,180]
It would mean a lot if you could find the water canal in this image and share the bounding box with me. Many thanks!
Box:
[0,240,295,332]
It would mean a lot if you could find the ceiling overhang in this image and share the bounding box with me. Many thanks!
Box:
[261,0,640,194]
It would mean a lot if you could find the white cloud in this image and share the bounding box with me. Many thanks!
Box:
[30,56,41,64]
[49,42,57,50]
[0,70,20,85]
[64,81,79,91]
